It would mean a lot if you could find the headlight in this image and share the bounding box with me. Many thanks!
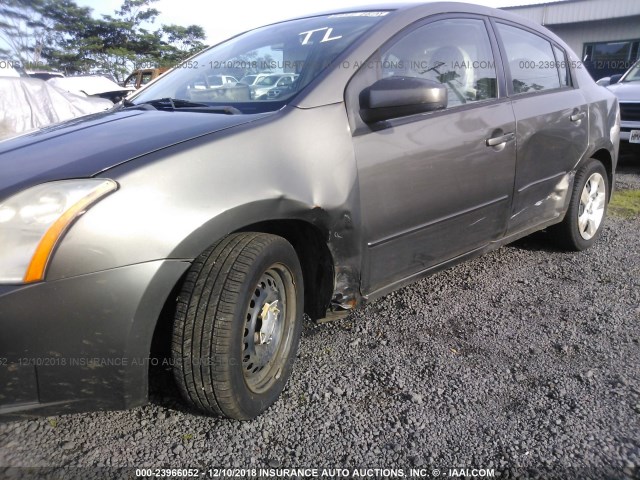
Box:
[0,179,117,284]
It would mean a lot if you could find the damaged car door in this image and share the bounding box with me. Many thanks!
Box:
[494,21,590,235]
[347,16,517,295]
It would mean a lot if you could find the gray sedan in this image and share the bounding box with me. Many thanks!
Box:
[0,2,619,420]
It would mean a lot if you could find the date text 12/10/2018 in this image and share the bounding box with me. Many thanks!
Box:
[135,467,497,478]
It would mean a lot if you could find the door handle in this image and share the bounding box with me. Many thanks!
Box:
[570,112,586,122]
[485,132,515,147]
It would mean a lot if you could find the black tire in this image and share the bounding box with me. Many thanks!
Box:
[172,233,304,419]
[549,159,609,251]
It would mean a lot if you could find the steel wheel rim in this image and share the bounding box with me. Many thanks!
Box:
[242,263,295,393]
[578,172,606,240]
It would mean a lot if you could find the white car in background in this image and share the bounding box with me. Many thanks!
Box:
[191,74,239,90]
[238,73,272,85]
[601,60,640,153]
[48,75,134,103]
[250,73,298,99]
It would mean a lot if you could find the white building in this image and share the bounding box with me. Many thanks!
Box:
[503,0,640,79]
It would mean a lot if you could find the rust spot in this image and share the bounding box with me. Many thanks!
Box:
[344,297,357,309]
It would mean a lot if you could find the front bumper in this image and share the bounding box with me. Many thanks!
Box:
[0,259,190,419]
[619,100,640,142]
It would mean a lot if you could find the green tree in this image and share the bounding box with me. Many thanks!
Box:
[0,0,61,68]
[0,0,208,80]
[39,0,103,74]
[162,24,206,53]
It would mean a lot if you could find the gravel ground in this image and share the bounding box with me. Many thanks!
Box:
[1,163,639,480]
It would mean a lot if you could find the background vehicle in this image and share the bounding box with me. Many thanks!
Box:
[0,76,112,140]
[26,70,65,81]
[250,73,297,99]
[48,75,134,103]
[602,60,640,155]
[0,2,618,421]
[238,73,273,85]
[122,67,169,89]
[195,73,238,89]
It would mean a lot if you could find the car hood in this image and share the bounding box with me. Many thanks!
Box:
[607,82,640,102]
[0,108,266,200]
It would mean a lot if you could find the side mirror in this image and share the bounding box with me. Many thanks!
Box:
[609,74,622,85]
[359,76,447,123]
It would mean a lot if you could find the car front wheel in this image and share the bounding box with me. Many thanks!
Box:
[172,233,304,419]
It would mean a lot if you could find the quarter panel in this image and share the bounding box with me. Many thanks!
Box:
[507,89,589,234]
[578,69,620,179]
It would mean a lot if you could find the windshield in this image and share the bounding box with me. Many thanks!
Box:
[621,61,640,82]
[133,12,389,112]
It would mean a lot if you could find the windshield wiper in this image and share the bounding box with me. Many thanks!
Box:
[123,97,206,109]
[122,97,242,114]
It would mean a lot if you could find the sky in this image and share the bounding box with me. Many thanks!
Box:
[75,0,559,46]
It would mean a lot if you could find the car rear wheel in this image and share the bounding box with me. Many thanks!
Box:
[550,159,609,251]
[172,233,303,419]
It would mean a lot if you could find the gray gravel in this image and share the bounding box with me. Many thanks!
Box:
[1,165,639,479]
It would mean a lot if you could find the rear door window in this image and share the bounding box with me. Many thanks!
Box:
[496,23,562,94]
[552,45,571,87]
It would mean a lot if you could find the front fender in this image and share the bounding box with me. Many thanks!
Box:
[46,104,363,303]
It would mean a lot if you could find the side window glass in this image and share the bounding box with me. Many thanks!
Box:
[124,75,137,88]
[552,45,570,86]
[140,72,153,85]
[380,18,498,108]
[496,23,561,93]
